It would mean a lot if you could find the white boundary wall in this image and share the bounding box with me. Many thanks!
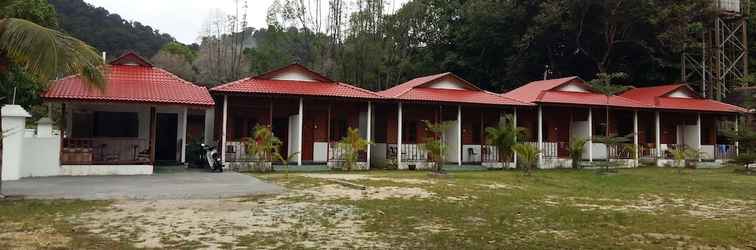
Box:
[2,105,155,180]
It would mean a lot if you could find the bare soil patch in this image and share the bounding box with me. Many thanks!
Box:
[69,195,388,249]
[477,183,524,190]
[299,173,436,185]
[544,194,756,219]
[0,223,70,249]
[302,184,434,201]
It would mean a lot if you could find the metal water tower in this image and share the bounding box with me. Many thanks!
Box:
[682,0,749,100]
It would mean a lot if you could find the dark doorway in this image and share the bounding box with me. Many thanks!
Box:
[272,118,289,159]
[156,113,178,163]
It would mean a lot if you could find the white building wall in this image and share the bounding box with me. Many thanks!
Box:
[371,143,387,165]
[571,121,591,159]
[555,83,590,92]
[313,142,328,162]
[359,111,368,138]
[204,108,215,144]
[592,143,608,160]
[271,69,318,81]
[667,89,694,98]
[288,114,301,158]
[21,134,61,178]
[683,124,700,149]
[444,119,460,163]
[425,79,468,90]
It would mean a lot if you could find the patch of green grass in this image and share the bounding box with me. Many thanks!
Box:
[0,199,136,249]
[260,167,756,249]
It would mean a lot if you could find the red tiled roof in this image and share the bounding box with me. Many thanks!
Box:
[502,76,647,108]
[378,73,478,98]
[618,84,688,104]
[43,52,214,107]
[379,72,530,106]
[655,97,749,112]
[211,78,382,99]
[537,91,650,108]
[211,64,382,99]
[396,88,531,106]
[501,76,580,103]
[620,84,749,113]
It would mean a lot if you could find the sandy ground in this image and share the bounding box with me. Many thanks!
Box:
[543,194,756,219]
[299,173,437,185]
[68,174,437,249]
[0,223,70,249]
[70,197,383,249]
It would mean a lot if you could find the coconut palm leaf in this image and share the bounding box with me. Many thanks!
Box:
[0,18,105,88]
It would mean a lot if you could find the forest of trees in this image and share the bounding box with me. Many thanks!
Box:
[145,0,756,93]
[48,0,176,59]
[6,0,756,100]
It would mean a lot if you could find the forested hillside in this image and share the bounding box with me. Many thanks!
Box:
[173,0,755,92]
[247,0,716,91]
[48,0,175,58]
[28,0,756,93]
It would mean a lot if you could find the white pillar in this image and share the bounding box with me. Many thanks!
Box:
[457,105,462,166]
[2,105,31,181]
[513,107,518,168]
[180,107,188,163]
[697,113,702,161]
[203,108,215,145]
[397,102,403,167]
[366,102,372,167]
[633,110,639,162]
[221,95,229,164]
[735,115,739,156]
[655,111,661,158]
[538,105,544,164]
[588,107,593,162]
[298,97,303,166]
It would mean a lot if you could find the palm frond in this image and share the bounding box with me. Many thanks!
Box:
[0,18,105,88]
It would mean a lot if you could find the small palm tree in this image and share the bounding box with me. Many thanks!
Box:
[337,127,370,171]
[274,151,299,178]
[567,137,588,169]
[421,120,452,173]
[485,114,526,168]
[243,125,282,171]
[512,143,540,176]
[669,146,705,174]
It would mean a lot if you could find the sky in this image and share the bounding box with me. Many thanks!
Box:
[83,0,277,44]
[83,0,407,45]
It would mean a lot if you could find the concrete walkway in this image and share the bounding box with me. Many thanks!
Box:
[1,171,284,200]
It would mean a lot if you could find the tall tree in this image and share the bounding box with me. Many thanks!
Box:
[0,0,105,198]
[48,0,176,58]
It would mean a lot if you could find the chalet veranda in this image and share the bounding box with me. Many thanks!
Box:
[0,52,750,180]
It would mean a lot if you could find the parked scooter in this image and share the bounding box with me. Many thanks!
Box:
[200,143,223,172]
